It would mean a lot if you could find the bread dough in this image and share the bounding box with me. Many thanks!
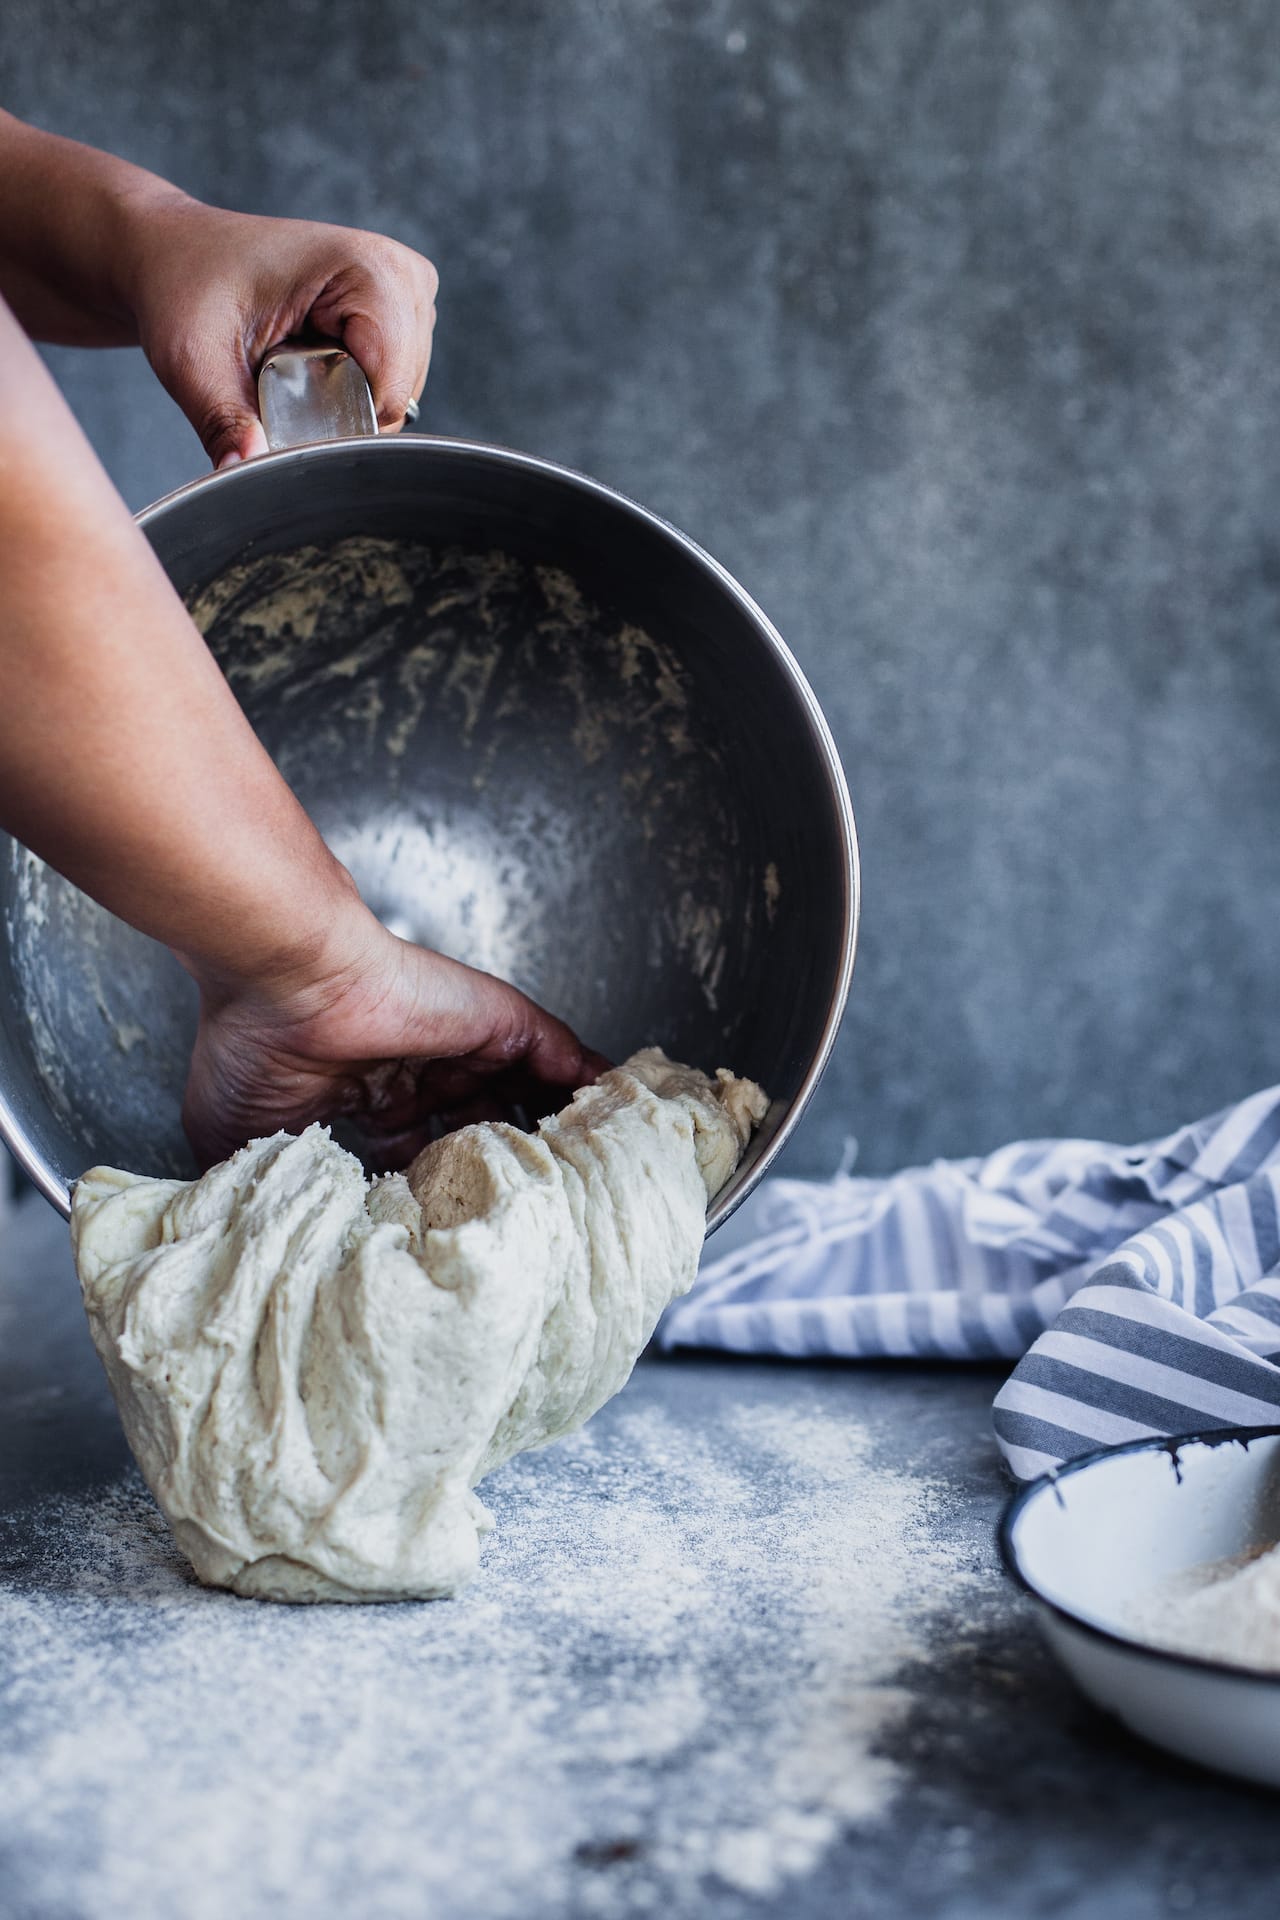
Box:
[70,1049,767,1603]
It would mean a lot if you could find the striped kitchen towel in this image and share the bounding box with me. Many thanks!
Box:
[657,1085,1280,1478]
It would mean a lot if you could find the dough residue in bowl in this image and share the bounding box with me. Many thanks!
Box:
[70,1049,766,1604]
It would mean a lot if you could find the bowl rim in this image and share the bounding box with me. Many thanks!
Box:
[9,434,859,1224]
[998,1423,1280,1686]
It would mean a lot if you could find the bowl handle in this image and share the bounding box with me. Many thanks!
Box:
[256,341,380,450]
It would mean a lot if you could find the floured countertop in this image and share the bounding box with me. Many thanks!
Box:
[3,1197,1280,1919]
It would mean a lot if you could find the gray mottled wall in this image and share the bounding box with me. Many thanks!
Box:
[4,0,1280,1178]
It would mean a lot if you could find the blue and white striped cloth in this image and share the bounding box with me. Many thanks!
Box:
[658,1085,1280,1479]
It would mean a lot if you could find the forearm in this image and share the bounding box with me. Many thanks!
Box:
[0,110,186,345]
[0,300,362,994]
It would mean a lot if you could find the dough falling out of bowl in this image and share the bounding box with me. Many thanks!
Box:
[70,1049,767,1603]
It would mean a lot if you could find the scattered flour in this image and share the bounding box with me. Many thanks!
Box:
[0,1378,973,1919]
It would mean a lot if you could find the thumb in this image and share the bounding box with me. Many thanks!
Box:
[214,419,270,470]
[148,326,271,469]
[199,383,270,471]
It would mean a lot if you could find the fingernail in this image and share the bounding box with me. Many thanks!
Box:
[217,451,243,471]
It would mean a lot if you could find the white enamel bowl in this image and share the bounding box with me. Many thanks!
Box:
[1000,1427,1280,1789]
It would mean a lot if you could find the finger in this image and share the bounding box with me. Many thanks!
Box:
[388,946,597,1091]
[469,976,599,1089]
[405,255,438,411]
[342,308,424,431]
[409,287,436,424]
[381,292,435,437]
[150,320,271,470]
[312,251,438,432]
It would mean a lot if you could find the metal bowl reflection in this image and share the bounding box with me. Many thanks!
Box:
[0,438,857,1227]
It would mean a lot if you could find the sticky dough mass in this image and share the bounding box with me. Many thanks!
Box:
[71,1049,767,1603]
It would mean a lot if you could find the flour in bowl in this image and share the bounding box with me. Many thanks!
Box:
[70,1048,766,1603]
[1126,1541,1280,1671]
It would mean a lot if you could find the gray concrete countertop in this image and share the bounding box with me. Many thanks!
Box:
[2,1196,1278,1920]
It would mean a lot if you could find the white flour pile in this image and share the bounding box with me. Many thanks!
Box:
[70,1049,765,1602]
[1126,1544,1280,1670]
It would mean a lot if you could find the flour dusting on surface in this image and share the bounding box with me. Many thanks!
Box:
[0,1376,970,1918]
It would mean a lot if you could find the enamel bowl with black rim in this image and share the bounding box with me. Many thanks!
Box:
[1000,1427,1280,1789]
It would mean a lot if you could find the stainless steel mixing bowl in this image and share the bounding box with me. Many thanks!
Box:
[0,397,857,1229]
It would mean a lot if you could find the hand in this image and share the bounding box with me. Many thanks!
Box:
[124,194,438,469]
[182,904,608,1172]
